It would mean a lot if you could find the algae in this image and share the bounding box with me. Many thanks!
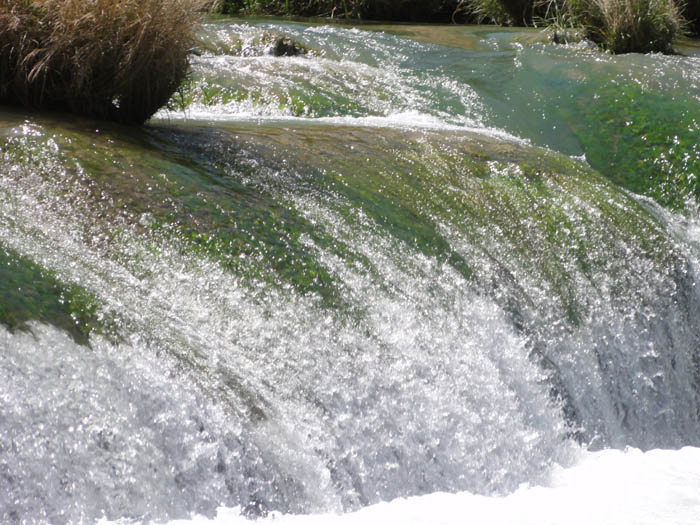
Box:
[1,116,351,307]
[567,82,700,210]
[0,245,102,345]
[209,122,683,333]
[1,110,687,335]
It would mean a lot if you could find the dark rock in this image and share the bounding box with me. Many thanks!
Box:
[268,36,308,57]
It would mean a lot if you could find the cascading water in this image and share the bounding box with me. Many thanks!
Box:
[1,19,700,524]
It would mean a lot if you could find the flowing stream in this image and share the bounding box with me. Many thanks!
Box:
[1,19,700,523]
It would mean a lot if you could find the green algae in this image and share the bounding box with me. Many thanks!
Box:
[180,19,700,216]
[177,69,391,118]
[0,116,350,307]
[1,108,686,334]
[0,245,102,345]
[565,82,700,211]
[212,122,682,331]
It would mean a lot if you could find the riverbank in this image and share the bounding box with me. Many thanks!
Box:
[213,0,698,53]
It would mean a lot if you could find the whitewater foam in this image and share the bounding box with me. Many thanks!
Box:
[160,447,700,525]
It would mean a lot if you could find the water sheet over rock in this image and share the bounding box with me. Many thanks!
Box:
[1,19,699,524]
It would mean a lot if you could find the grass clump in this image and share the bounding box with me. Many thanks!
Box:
[466,0,540,25]
[463,0,512,23]
[213,0,692,48]
[565,0,685,53]
[0,0,205,124]
[465,0,686,53]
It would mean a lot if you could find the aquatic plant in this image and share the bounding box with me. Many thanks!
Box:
[568,81,700,209]
[0,0,205,124]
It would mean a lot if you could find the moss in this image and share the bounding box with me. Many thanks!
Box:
[216,122,682,330]
[3,113,684,334]
[321,155,475,282]
[310,130,681,328]
[176,68,388,118]
[2,118,353,308]
[568,82,700,210]
[0,245,103,345]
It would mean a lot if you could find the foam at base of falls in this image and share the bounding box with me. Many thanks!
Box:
[155,447,700,525]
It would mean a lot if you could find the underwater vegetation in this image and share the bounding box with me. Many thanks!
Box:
[0,245,102,344]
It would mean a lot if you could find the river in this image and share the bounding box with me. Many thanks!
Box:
[1,19,699,524]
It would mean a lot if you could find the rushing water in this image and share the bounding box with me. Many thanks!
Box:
[1,19,700,524]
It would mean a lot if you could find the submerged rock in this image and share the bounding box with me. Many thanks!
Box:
[242,31,312,57]
[549,27,592,47]
[267,35,308,57]
[198,26,313,57]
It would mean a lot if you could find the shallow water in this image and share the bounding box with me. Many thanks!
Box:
[1,20,700,524]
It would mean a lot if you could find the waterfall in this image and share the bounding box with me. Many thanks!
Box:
[1,19,699,524]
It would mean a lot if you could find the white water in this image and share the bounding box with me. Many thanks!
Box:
[160,446,700,525]
[164,21,485,127]
[1,122,571,521]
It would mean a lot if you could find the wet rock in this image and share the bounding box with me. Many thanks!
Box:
[197,26,315,57]
[267,35,307,57]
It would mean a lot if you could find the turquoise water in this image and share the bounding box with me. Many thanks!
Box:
[1,20,699,523]
[184,20,700,208]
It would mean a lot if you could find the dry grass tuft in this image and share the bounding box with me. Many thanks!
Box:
[0,0,205,124]
[568,0,685,53]
[466,0,685,52]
